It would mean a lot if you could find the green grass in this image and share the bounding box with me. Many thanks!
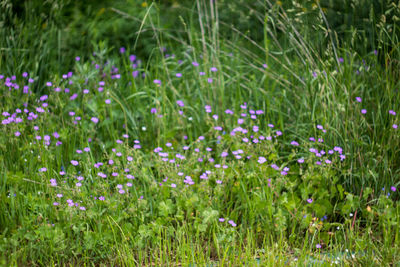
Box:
[1,0,400,266]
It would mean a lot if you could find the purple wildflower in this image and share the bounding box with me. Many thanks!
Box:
[258,157,267,164]
[291,141,299,146]
[228,220,237,227]
[176,100,184,107]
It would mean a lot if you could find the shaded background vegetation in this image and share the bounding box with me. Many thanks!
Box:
[1,1,400,265]
[1,0,399,88]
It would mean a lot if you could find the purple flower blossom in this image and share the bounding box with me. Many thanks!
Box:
[271,164,279,170]
[228,220,237,227]
[70,160,79,166]
[91,117,99,124]
[98,172,107,178]
[132,71,139,78]
[258,157,267,164]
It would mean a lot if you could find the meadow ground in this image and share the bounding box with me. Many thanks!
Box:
[1,1,400,266]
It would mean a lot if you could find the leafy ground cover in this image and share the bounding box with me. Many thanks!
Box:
[1,0,400,266]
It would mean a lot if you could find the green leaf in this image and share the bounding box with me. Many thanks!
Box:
[158,199,175,217]
[201,208,219,225]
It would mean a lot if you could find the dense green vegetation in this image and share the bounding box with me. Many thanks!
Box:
[1,0,400,265]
